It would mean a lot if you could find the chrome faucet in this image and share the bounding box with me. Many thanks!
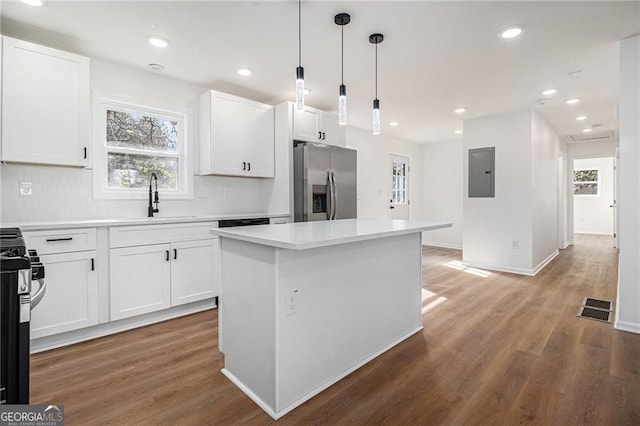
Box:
[148,173,159,217]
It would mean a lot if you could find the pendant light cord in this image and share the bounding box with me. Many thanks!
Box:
[341,25,344,84]
[298,0,301,66]
[375,43,378,99]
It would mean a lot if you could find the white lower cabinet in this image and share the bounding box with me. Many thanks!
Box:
[109,222,221,321]
[110,244,172,321]
[171,239,220,306]
[31,251,98,339]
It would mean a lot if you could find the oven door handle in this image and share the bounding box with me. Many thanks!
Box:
[31,278,47,309]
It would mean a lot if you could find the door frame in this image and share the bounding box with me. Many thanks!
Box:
[567,153,618,247]
[389,153,411,220]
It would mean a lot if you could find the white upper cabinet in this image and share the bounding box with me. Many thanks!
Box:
[199,90,275,178]
[1,36,90,167]
[292,105,345,148]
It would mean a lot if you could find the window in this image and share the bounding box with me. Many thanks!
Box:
[573,169,599,196]
[391,160,408,204]
[94,95,192,199]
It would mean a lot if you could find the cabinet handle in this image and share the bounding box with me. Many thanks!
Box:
[83,147,87,159]
[46,237,73,242]
[174,248,177,260]
[322,132,326,140]
[91,258,95,271]
[243,161,246,171]
[318,131,322,139]
[165,250,170,261]
[247,162,251,171]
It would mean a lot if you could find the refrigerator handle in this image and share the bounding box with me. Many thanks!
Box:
[331,171,337,220]
[326,171,332,220]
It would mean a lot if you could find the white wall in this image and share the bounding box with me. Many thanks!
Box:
[531,111,561,269]
[346,126,422,221]
[421,141,463,249]
[573,157,614,235]
[462,110,533,273]
[616,35,640,334]
[0,55,287,223]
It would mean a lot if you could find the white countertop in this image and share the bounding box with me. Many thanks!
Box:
[210,219,452,250]
[1,213,290,232]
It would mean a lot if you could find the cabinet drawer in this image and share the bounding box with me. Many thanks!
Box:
[24,228,97,254]
[110,222,218,248]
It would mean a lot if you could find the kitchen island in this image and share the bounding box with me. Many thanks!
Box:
[210,219,451,419]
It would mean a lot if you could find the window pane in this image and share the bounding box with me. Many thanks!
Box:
[106,110,178,153]
[574,183,598,195]
[574,169,598,183]
[108,152,178,190]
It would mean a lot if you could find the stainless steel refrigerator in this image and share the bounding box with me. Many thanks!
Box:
[294,142,357,222]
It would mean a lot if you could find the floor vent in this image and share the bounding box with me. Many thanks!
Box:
[577,297,613,323]
[583,297,612,311]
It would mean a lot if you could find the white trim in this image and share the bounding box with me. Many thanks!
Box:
[562,241,571,249]
[92,91,194,200]
[222,326,423,420]
[463,250,559,277]
[614,320,640,334]
[422,241,463,250]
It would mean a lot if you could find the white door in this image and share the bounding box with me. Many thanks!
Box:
[613,153,619,248]
[389,154,410,220]
[292,107,321,142]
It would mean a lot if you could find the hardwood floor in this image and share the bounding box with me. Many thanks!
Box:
[30,235,640,425]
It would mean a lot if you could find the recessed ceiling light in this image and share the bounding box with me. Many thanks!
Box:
[21,0,45,5]
[148,36,170,48]
[542,89,557,96]
[576,115,587,121]
[237,69,252,77]
[147,63,165,72]
[304,88,311,95]
[566,98,580,105]
[454,130,463,135]
[389,121,400,127]
[454,107,467,114]
[582,128,593,133]
[499,25,524,39]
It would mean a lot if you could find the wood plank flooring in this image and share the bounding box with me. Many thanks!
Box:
[30,235,640,425]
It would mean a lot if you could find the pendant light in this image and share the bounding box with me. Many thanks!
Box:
[295,0,305,110]
[334,13,351,125]
[369,33,384,135]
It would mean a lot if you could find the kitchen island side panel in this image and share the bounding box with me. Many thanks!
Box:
[276,232,423,410]
[219,238,277,409]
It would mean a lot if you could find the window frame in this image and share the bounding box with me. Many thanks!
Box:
[92,92,193,200]
[573,168,600,197]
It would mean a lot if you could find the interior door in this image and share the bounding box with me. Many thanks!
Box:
[613,153,619,248]
[389,154,410,220]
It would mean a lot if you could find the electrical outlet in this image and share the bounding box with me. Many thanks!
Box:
[286,289,299,316]
[512,240,519,250]
[197,186,210,198]
[223,187,231,198]
[19,182,32,196]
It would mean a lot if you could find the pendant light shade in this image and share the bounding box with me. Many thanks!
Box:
[335,13,351,125]
[295,0,304,110]
[369,33,384,135]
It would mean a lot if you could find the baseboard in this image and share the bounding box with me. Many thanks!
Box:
[614,320,640,334]
[562,241,571,249]
[422,241,462,250]
[31,299,217,353]
[532,250,559,275]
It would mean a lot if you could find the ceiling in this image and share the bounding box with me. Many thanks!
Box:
[1,1,639,144]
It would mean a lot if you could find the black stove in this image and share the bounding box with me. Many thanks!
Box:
[1,228,46,404]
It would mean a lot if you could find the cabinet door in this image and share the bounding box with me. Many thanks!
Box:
[110,244,171,320]
[1,36,90,167]
[292,107,321,143]
[320,112,346,148]
[201,91,275,177]
[31,251,98,339]
[171,239,221,306]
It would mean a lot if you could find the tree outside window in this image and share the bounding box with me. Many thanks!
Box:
[573,169,599,195]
